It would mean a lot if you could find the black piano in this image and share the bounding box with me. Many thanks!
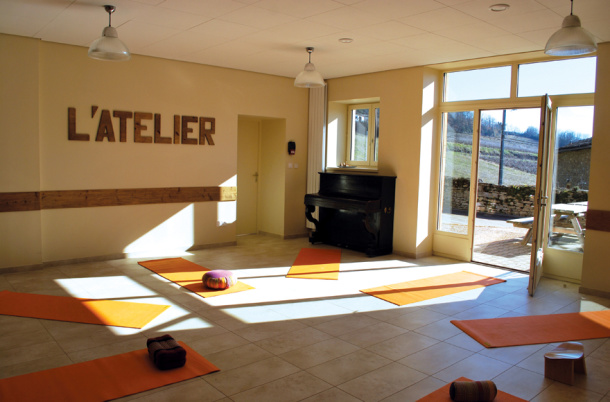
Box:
[304,172,396,257]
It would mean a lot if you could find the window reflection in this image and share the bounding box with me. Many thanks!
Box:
[548,106,594,252]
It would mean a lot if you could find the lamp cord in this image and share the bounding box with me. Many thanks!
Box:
[570,0,574,15]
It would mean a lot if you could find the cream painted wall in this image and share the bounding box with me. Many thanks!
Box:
[416,68,440,257]
[327,68,431,257]
[326,102,347,168]
[581,42,610,295]
[0,35,308,269]
[258,119,286,236]
[284,119,309,237]
[0,35,42,267]
[0,35,40,192]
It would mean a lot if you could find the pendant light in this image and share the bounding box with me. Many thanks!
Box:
[88,5,131,61]
[294,47,325,88]
[544,0,597,56]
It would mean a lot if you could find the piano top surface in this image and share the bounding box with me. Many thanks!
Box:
[316,172,396,200]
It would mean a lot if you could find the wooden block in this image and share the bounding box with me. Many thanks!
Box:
[544,342,587,385]
[545,356,575,385]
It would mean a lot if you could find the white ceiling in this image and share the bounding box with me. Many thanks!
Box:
[1,0,608,79]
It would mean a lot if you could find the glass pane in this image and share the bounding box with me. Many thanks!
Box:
[473,108,539,271]
[478,108,539,187]
[350,108,369,161]
[373,107,380,162]
[445,66,511,102]
[438,111,474,234]
[518,57,596,97]
[548,106,593,252]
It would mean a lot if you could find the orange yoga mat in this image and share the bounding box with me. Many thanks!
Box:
[361,271,506,306]
[0,341,219,402]
[287,248,342,280]
[0,290,170,329]
[452,310,610,348]
[138,258,254,297]
[417,377,527,402]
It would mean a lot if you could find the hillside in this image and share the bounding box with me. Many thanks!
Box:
[445,132,538,186]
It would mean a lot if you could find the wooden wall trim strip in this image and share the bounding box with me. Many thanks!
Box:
[0,187,236,212]
[586,209,610,233]
[0,192,41,212]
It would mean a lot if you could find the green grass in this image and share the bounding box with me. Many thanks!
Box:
[444,150,536,186]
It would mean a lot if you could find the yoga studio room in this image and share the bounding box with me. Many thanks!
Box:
[1,1,610,401]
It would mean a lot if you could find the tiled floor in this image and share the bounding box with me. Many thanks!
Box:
[1,234,609,401]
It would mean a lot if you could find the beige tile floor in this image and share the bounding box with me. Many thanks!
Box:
[1,234,609,401]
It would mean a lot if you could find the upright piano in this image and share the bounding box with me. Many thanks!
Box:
[304,172,396,257]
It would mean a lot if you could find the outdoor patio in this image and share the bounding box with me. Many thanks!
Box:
[473,217,532,272]
[472,214,584,272]
[443,213,584,273]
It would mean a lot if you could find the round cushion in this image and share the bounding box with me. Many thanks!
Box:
[202,270,237,290]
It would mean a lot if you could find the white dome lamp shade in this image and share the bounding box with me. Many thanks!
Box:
[544,0,597,56]
[294,47,325,88]
[88,5,131,61]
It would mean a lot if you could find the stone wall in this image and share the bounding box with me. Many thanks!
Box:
[442,178,588,217]
[477,182,535,217]
[556,148,591,190]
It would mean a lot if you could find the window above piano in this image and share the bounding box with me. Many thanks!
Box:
[327,98,380,171]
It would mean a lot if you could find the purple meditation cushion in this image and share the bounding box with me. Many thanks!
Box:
[202,269,237,290]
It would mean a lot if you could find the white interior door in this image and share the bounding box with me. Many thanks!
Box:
[237,118,260,235]
[528,95,553,296]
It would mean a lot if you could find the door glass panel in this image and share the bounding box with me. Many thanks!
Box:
[548,106,593,252]
[478,109,538,187]
[473,108,540,272]
[350,108,369,161]
[438,111,473,235]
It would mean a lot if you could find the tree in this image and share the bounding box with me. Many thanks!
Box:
[448,111,473,134]
[556,131,584,148]
[523,126,539,141]
[481,115,500,137]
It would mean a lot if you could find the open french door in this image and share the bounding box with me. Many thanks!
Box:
[528,95,553,296]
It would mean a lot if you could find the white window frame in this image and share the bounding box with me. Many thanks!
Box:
[346,103,379,167]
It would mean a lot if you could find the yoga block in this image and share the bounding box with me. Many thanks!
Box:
[202,269,237,290]
[147,334,186,370]
[544,341,587,385]
[449,380,497,401]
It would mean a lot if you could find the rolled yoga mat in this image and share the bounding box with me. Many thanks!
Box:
[450,380,497,401]
[417,377,527,402]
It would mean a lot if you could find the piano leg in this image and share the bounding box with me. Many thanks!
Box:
[363,213,380,257]
[305,205,321,244]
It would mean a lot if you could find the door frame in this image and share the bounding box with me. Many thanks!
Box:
[469,104,546,271]
[528,95,553,296]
